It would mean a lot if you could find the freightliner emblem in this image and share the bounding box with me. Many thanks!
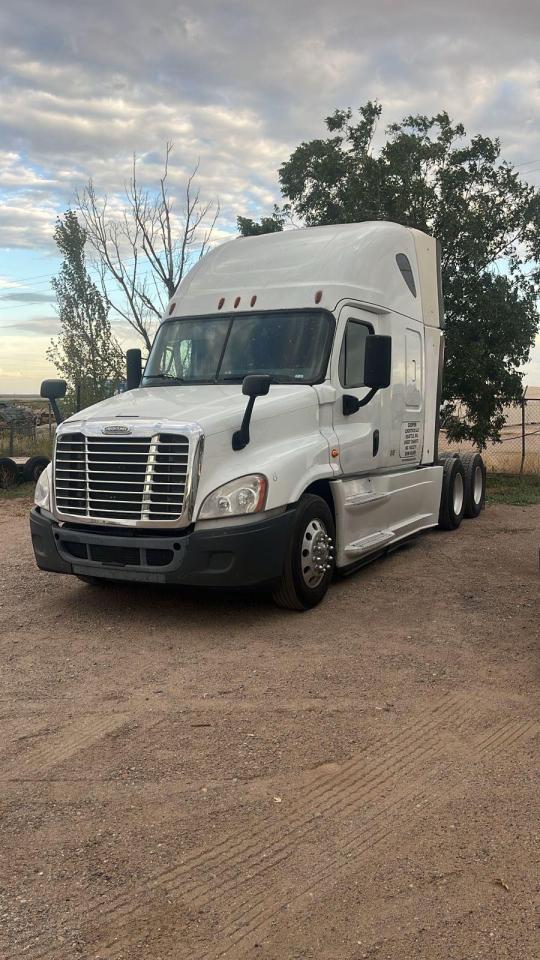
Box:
[102,424,133,435]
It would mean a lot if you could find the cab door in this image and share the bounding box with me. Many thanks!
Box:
[331,306,382,476]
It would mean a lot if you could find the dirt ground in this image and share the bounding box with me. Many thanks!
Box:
[0,498,538,960]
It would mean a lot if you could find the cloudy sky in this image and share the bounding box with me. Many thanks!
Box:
[1,0,539,393]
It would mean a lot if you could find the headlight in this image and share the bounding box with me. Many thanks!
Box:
[34,463,52,510]
[199,474,268,520]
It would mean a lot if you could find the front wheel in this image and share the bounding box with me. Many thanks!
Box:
[272,494,335,611]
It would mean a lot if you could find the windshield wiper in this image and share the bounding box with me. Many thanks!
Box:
[220,374,299,384]
[144,373,185,384]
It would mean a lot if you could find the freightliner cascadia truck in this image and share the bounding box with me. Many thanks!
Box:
[31,222,485,610]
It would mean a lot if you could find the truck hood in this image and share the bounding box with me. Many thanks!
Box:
[64,383,318,437]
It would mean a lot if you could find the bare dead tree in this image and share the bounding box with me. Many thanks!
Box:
[77,143,220,352]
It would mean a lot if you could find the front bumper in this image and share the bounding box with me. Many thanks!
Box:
[30,507,295,587]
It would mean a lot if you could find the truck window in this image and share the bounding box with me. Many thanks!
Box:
[339,320,372,389]
[220,312,330,382]
[148,318,230,382]
[143,311,334,385]
[396,253,417,297]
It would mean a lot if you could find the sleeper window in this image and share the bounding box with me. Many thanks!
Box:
[339,320,371,389]
[396,253,417,297]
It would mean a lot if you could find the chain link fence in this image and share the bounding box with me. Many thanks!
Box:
[0,419,36,456]
[440,396,540,474]
[0,381,127,461]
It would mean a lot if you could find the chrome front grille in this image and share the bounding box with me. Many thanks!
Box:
[54,431,192,524]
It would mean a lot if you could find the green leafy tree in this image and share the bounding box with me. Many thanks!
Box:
[257,104,540,445]
[47,210,125,410]
[237,205,288,237]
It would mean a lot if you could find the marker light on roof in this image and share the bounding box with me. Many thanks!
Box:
[250,295,257,307]
[315,290,323,303]
[234,296,241,308]
[168,301,176,315]
[218,297,225,310]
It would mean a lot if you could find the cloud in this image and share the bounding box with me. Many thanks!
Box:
[0,290,55,303]
[0,192,60,249]
[0,275,23,290]
[0,0,539,388]
[1,0,540,255]
[0,314,59,335]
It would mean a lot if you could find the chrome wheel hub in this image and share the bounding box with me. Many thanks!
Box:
[453,472,464,515]
[473,464,483,504]
[301,518,334,588]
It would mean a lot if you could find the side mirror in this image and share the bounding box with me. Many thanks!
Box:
[232,375,271,450]
[40,379,66,425]
[126,349,142,391]
[40,379,66,400]
[364,335,392,389]
[342,336,392,416]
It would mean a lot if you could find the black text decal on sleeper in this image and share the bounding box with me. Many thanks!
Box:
[400,421,420,460]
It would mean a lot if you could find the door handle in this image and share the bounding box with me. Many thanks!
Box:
[373,429,380,456]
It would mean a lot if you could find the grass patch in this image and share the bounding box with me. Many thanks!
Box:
[0,435,53,458]
[486,472,540,506]
[0,481,35,500]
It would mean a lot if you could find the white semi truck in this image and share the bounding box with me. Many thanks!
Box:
[31,222,485,609]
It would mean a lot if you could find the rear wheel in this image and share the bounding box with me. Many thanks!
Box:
[460,452,486,518]
[23,456,50,483]
[273,494,335,611]
[0,458,17,489]
[438,456,466,530]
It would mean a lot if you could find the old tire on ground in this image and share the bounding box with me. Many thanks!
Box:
[22,456,50,483]
[438,455,466,530]
[0,457,18,489]
[272,494,335,611]
[459,452,486,518]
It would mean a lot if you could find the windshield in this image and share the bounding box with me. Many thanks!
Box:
[142,310,334,385]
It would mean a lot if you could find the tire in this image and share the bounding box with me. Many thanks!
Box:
[23,456,50,483]
[438,456,466,530]
[0,457,17,489]
[272,494,335,611]
[459,452,486,518]
[438,451,458,462]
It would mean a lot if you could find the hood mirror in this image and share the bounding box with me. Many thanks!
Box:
[232,375,271,450]
[126,349,142,391]
[40,379,66,424]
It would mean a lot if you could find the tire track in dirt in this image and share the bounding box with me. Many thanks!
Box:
[190,719,540,960]
[13,695,458,960]
[0,713,131,781]
[13,701,538,960]
[474,719,538,757]
[91,697,460,926]
[97,733,443,958]
[19,695,464,960]
[197,791,429,960]
[104,712,537,960]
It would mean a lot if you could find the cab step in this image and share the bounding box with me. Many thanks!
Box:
[344,529,395,557]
